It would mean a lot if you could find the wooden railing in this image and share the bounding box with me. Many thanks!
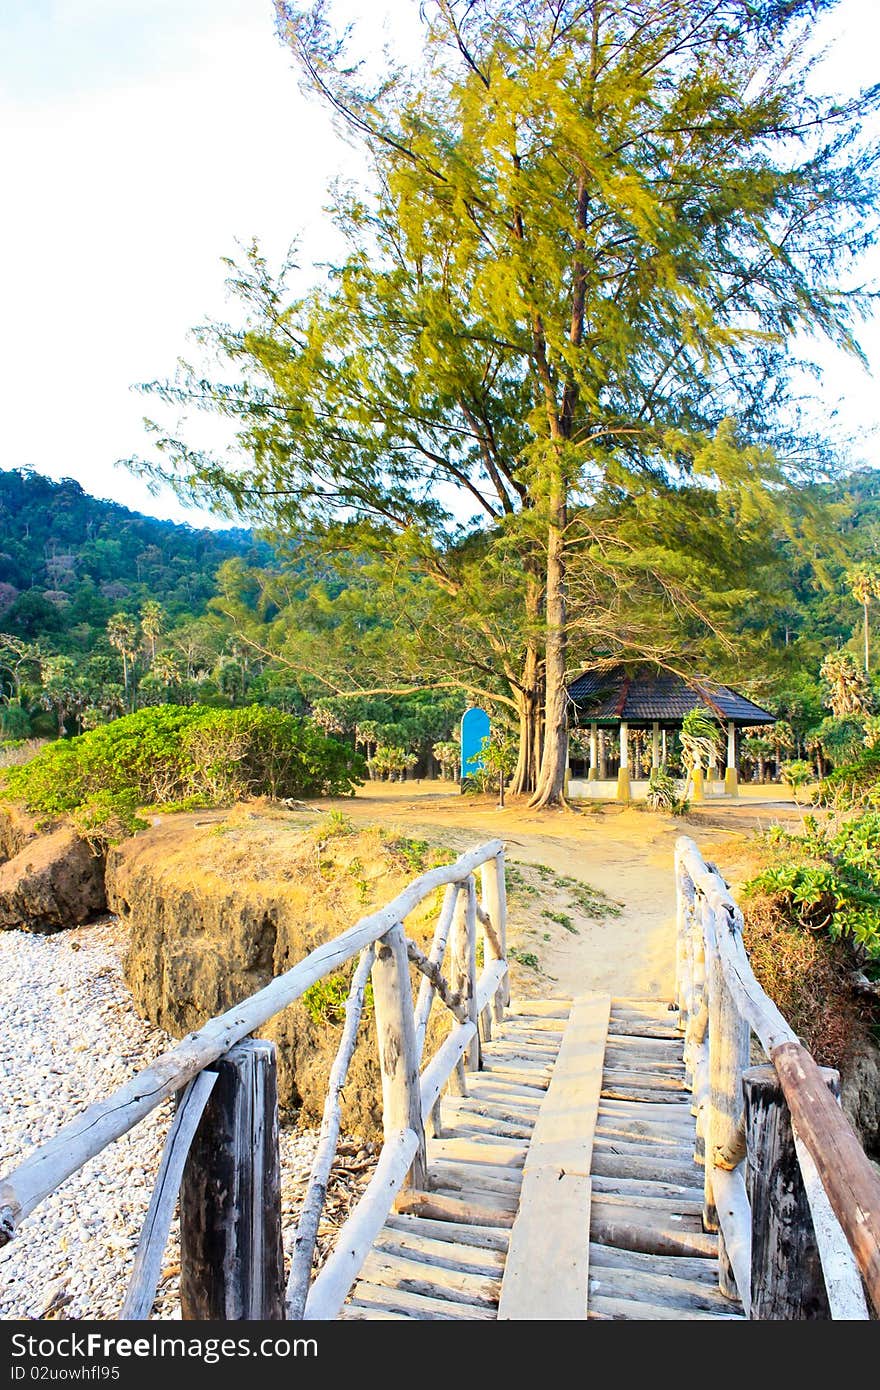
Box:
[0,838,509,1322]
[675,835,880,1320]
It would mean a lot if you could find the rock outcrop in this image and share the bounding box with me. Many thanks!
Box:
[0,828,107,932]
[0,803,43,863]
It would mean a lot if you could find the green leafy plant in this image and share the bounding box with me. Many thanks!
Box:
[508,947,540,970]
[646,768,689,814]
[743,812,880,962]
[779,759,814,805]
[302,972,375,1027]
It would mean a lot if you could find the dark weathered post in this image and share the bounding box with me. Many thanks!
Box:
[179,1040,285,1320]
[371,922,427,1190]
[743,1063,837,1320]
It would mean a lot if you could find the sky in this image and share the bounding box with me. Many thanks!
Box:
[1,0,879,531]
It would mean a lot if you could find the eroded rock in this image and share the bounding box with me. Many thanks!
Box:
[0,828,107,932]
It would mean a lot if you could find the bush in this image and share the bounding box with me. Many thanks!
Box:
[2,703,366,821]
[743,812,880,963]
[646,768,690,814]
[0,701,31,740]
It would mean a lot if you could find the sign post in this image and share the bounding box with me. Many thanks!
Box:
[460,707,490,787]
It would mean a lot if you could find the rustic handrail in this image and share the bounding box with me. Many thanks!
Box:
[675,834,880,1319]
[0,836,509,1324]
[0,837,504,1245]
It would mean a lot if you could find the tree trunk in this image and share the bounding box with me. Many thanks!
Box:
[511,569,544,796]
[865,600,870,673]
[530,481,567,809]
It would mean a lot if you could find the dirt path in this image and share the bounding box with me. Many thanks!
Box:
[318,781,805,1004]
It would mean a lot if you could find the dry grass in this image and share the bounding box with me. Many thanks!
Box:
[742,895,875,1069]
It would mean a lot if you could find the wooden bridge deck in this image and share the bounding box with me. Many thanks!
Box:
[341,995,743,1320]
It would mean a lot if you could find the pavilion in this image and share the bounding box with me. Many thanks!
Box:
[566,665,774,802]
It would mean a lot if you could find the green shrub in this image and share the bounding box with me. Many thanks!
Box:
[0,701,31,740]
[646,768,689,814]
[2,703,366,822]
[743,812,880,963]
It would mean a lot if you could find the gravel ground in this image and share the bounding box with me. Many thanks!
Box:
[0,918,372,1321]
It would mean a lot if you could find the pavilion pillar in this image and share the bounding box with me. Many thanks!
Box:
[662,728,668,765]
[588,723,598,781]
[725,721,739,796]
[651,721,660,770]
[617,721,631,802]
[599,729,607,780]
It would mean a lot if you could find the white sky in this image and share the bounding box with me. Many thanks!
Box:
[1,0,878,530]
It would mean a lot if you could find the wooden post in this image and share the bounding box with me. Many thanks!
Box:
[455,876,480,1071]
[480,851,508,1020]
[704,901,750,1306]
[674,860,695,1036]
[179,1041,284,1320]
[371,923,427,1191]
[588,723,598,780]
[743,1064,835,1319]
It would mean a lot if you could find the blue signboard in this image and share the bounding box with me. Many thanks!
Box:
[461,706,490,780]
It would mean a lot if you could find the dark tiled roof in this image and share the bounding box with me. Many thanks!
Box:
[568,666,774,725]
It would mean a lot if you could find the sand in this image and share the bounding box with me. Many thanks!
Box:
[317,780,808,1003]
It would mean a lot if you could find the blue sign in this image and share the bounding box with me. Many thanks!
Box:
[461,707,490,779]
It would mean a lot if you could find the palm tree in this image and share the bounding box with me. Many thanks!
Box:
[107,613,139,709]
[679,707,721,799]
[820,649,873,719]
[140,600,165,663]
[849,564,880,672]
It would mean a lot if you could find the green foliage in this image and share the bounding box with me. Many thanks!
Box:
[508,948,540,970]
[680,708,722,773]
[646,768,689,815]
[541,908,578,934]
[744,814,880,962]
[2,703,365,820]
[302,972,374,1027]
[69,792,149,850]
[779,760,815,805]
[0,701,31,739]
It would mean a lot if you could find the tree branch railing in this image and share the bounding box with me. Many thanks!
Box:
[675,834,880,1320]
[0,838,510,1322]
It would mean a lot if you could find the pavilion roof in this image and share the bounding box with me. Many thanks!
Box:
[568,665,774,726]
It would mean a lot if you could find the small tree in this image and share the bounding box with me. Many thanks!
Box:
[679,708,721,800]
[850,564,880,673]
[107,612,140,709]
[479,730,518,808]
[432,740,460,782]
[780,759,814,805]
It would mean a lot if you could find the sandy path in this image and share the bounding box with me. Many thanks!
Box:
[318,782,800,1003]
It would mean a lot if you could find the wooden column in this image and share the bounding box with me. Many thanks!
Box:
[588,723,598,780]
[371,923,427,1191]
[617,721,631,801]
[179,1041,284,1320]
[704,902,750,1302]
[743,1064,835,1319]
[725,721,738,796]
[651,721,660,769]
[480,852,508,1022]
[674,861,695,1036]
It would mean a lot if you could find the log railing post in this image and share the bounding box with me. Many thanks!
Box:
[743,1064,836,1319]
[688,891,709,1164]
[479,851,508,1030]
[462,876,481,1071]
[179,1040,285,1320]
[703,900,750,1303]
[371,922,427,1191]
[675,858,695,1037]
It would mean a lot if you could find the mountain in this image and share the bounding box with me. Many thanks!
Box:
[0,468,265,650]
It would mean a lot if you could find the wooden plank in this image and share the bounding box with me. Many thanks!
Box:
[589,1261,740,1315]
[429,1186,519,1215]
[427,1138,526,1169]
[373,1228,506,1276]
[179,1042,284,1321]
[383,1212,510,1251]
[499,992,611,1320]
[121,1071,217,1320]
[590,1208,717,1258]
[304,1129,419,1321]
[286,945,374,1319]
[341,1302,412,1320]
[345,1280,495,1320]
[603,1019,679,1038]
[446,1113,533,1142]
[588,1241,720,1285]
[591,1172,704,1202]
[393,1189,516,1227]
[0,838,505,1239]
[507,999,571,1018]
[792,1127,869,1320]
[601,1068,688,1090]
[601,1084,691,1104]
[589,1292,740,1321]
[771,1042,880,1316]
[426,1161,523,1193]
[359,1248,501,1307]
[591,1152,702,1188]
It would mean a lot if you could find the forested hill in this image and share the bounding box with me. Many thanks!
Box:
[0,468,265,647]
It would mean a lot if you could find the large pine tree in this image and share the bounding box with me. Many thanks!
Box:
[132,0,879,804]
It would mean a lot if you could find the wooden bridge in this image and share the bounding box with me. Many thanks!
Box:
[2,836,879,1321]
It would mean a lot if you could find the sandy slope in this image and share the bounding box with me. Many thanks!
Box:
[319,780,807,1003]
